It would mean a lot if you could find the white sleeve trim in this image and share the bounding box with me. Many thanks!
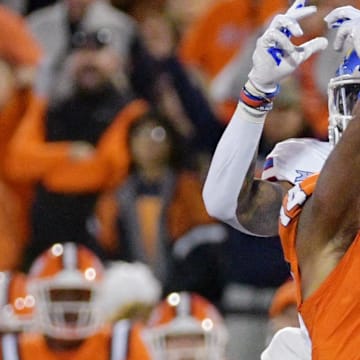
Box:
[111,320,131,360]
[202,101,267,236]
[2,334,19,360]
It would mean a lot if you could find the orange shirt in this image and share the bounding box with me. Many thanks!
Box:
[179,0,287,78]
[2,322,151,360]
[0,5,42,66]
[0,6,42,269]
[0,90,38,269]
[95,171,218,255]
[4,96,149,193]
[0,89,34,175]
[255,0,288,27]
[0,182,28,270]
[279,174,360,359]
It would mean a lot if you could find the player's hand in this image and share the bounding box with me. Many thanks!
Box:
[248,0,328,94]
[69,141,95,160]
[324,6,360,54]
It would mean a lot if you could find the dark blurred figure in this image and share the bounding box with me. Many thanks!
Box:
[5,28,146,268]
[133,8,224,176]
[93,109,228,305]
[1,0,58,15]
[26,0,57,14]
[26,0,159,103]
[111,0,225,169]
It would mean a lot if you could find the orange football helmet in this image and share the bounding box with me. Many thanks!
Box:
[145,291,228,360]
[0,271,34,332]
[28,242,105,340]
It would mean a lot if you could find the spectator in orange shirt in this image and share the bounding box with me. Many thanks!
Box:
[0,3,43,181]
[5,28,147,268]
[178,0,288,122]
[165,0,217,36]
[93,108,228,305]
[0,5,42,270]
[179,0,287,81]
[209,0,360,128]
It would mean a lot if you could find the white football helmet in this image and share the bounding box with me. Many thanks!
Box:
[27,242,104,340]
[145,292,228,360]
[0,271,35,332]
[328,48,360,145]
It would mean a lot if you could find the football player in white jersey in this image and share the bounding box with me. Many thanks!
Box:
[204,2,360,358]
[203,1,360,238]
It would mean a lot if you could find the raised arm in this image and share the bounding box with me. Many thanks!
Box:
[203,0,328,236]
[202,101,288,237]
[297,9,360,251]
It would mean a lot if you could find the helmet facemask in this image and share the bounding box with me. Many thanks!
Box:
[328,49,360,146]
[147,316,228,360]
[146,292,229,360]
[29,270,103,340]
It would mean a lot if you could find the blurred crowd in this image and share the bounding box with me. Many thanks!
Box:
[0,0,357,358]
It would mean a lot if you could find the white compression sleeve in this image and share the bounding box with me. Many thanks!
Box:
[202,101,267,235]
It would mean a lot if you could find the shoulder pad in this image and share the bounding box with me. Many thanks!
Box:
[261,138,331,184]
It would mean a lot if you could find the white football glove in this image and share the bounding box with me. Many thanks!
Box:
[324,6,360,54]
[248,0,328,94]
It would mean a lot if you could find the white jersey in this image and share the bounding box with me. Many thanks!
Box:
[261,138,332,185]
[260,326,311,360]
[261,314,312,360]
